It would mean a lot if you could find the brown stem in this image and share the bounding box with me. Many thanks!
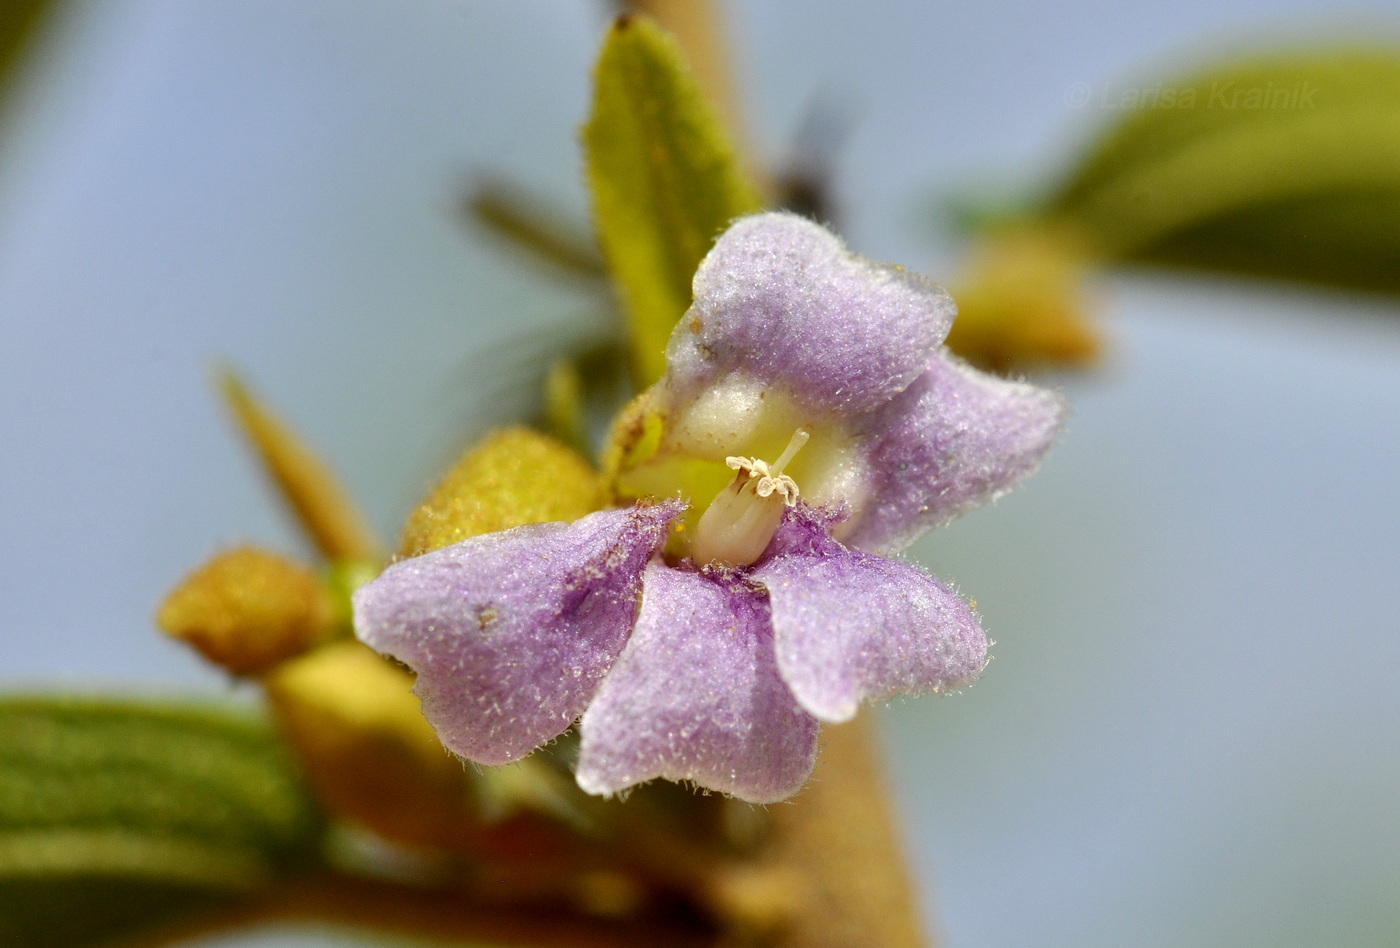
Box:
[118,722,932,948]
[117,871,716,948]
[742,717,933,948]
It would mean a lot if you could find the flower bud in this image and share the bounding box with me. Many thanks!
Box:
[156,546,335,675]
[399,426,604,556]
[945,227,1100,373]
[263,641,483,852]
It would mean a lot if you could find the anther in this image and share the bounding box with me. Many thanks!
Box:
[691,429,810,567]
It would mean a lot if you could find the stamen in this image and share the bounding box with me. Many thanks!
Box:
[691,429,811,567]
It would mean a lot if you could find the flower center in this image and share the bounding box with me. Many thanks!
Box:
[690,428,809,568]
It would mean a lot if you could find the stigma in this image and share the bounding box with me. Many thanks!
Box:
[691,429,809,568]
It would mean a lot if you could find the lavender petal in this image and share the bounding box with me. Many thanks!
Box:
[664,212,955,420]
[843,349,1065,554]
[352,502,680,765]
[754,506,987,722]
[576,563,820,803]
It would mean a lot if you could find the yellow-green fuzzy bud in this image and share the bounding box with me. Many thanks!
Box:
[156,546,335,675]
[263,641,482,852]
[399,426,605,556]
[945,227,1101,373]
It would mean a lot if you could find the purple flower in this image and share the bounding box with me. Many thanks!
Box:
[354,213,1064,803]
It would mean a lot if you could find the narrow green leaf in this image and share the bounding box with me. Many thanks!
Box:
[218,369,382,564]
[468,175,607,281]
[0,0,52,90]
[1032,47,1400,293]
[1058,104,1400,256]
[0,696,325,947]
[1052,48,1400,212]
[1134,188,1400,293]
[0,878,223,948]
[584,15,763,387]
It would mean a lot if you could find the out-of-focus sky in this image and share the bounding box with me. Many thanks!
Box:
[2,2,1398,947]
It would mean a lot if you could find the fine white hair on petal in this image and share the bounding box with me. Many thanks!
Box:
[575,563,820,804]
[352,502,681,766]
[753,505,987,721]
[842,349,1067,554]
[664,211,956,419]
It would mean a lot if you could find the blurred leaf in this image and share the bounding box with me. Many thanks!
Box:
[1052,49,1400,211]
[0,0,52,92]
[219,369,381,563]
[0,877,223,948]
[939,47,1400,370]
[0,696,324,946]
[468,176,607,281]
[584,15,762,387]
[770,93,858,225]
[1129,185,1400,293]
[543,358,589,453]
[1040,47,1400,292]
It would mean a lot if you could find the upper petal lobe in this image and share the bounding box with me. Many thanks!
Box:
[664,213,956,420]
[842,350,1065,554]
[352,502,679,765]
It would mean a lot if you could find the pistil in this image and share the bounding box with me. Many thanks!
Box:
[691,429,809,567]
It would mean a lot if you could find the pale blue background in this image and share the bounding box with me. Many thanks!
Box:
[2,2,1398,946]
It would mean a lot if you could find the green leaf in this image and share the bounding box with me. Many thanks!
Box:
[0,0,52,90]
[1051,49,1400,214]
[0,696,325,947]
[1033,47,1400,292]
[1134,188,1400,294]
[584,14,763,387]
[0,878,223,948]
[468,175,607,282]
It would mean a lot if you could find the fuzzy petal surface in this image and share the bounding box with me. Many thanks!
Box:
[575,564,819,803]
[843,350,1066,554]
[753,507,987,723]
[353,502,680,765]
[664,212,956,420]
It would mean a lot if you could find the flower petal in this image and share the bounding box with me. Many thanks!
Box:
[352,502,680,766]
[842,349,1065,554]
[575,564,819,803]
[663,212,955,421]
[753,507,987,723]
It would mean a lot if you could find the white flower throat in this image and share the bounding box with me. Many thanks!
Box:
[691,428,809,567]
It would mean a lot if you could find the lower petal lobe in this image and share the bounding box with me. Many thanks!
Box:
[576,564,819,804]
[352,503,678,766]
[755,509,987,722]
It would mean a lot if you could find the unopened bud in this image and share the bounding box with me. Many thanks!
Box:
[945,227,1100,373]
[399,426,604,556]
[157,546,335,675]
[263,641,481,852]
